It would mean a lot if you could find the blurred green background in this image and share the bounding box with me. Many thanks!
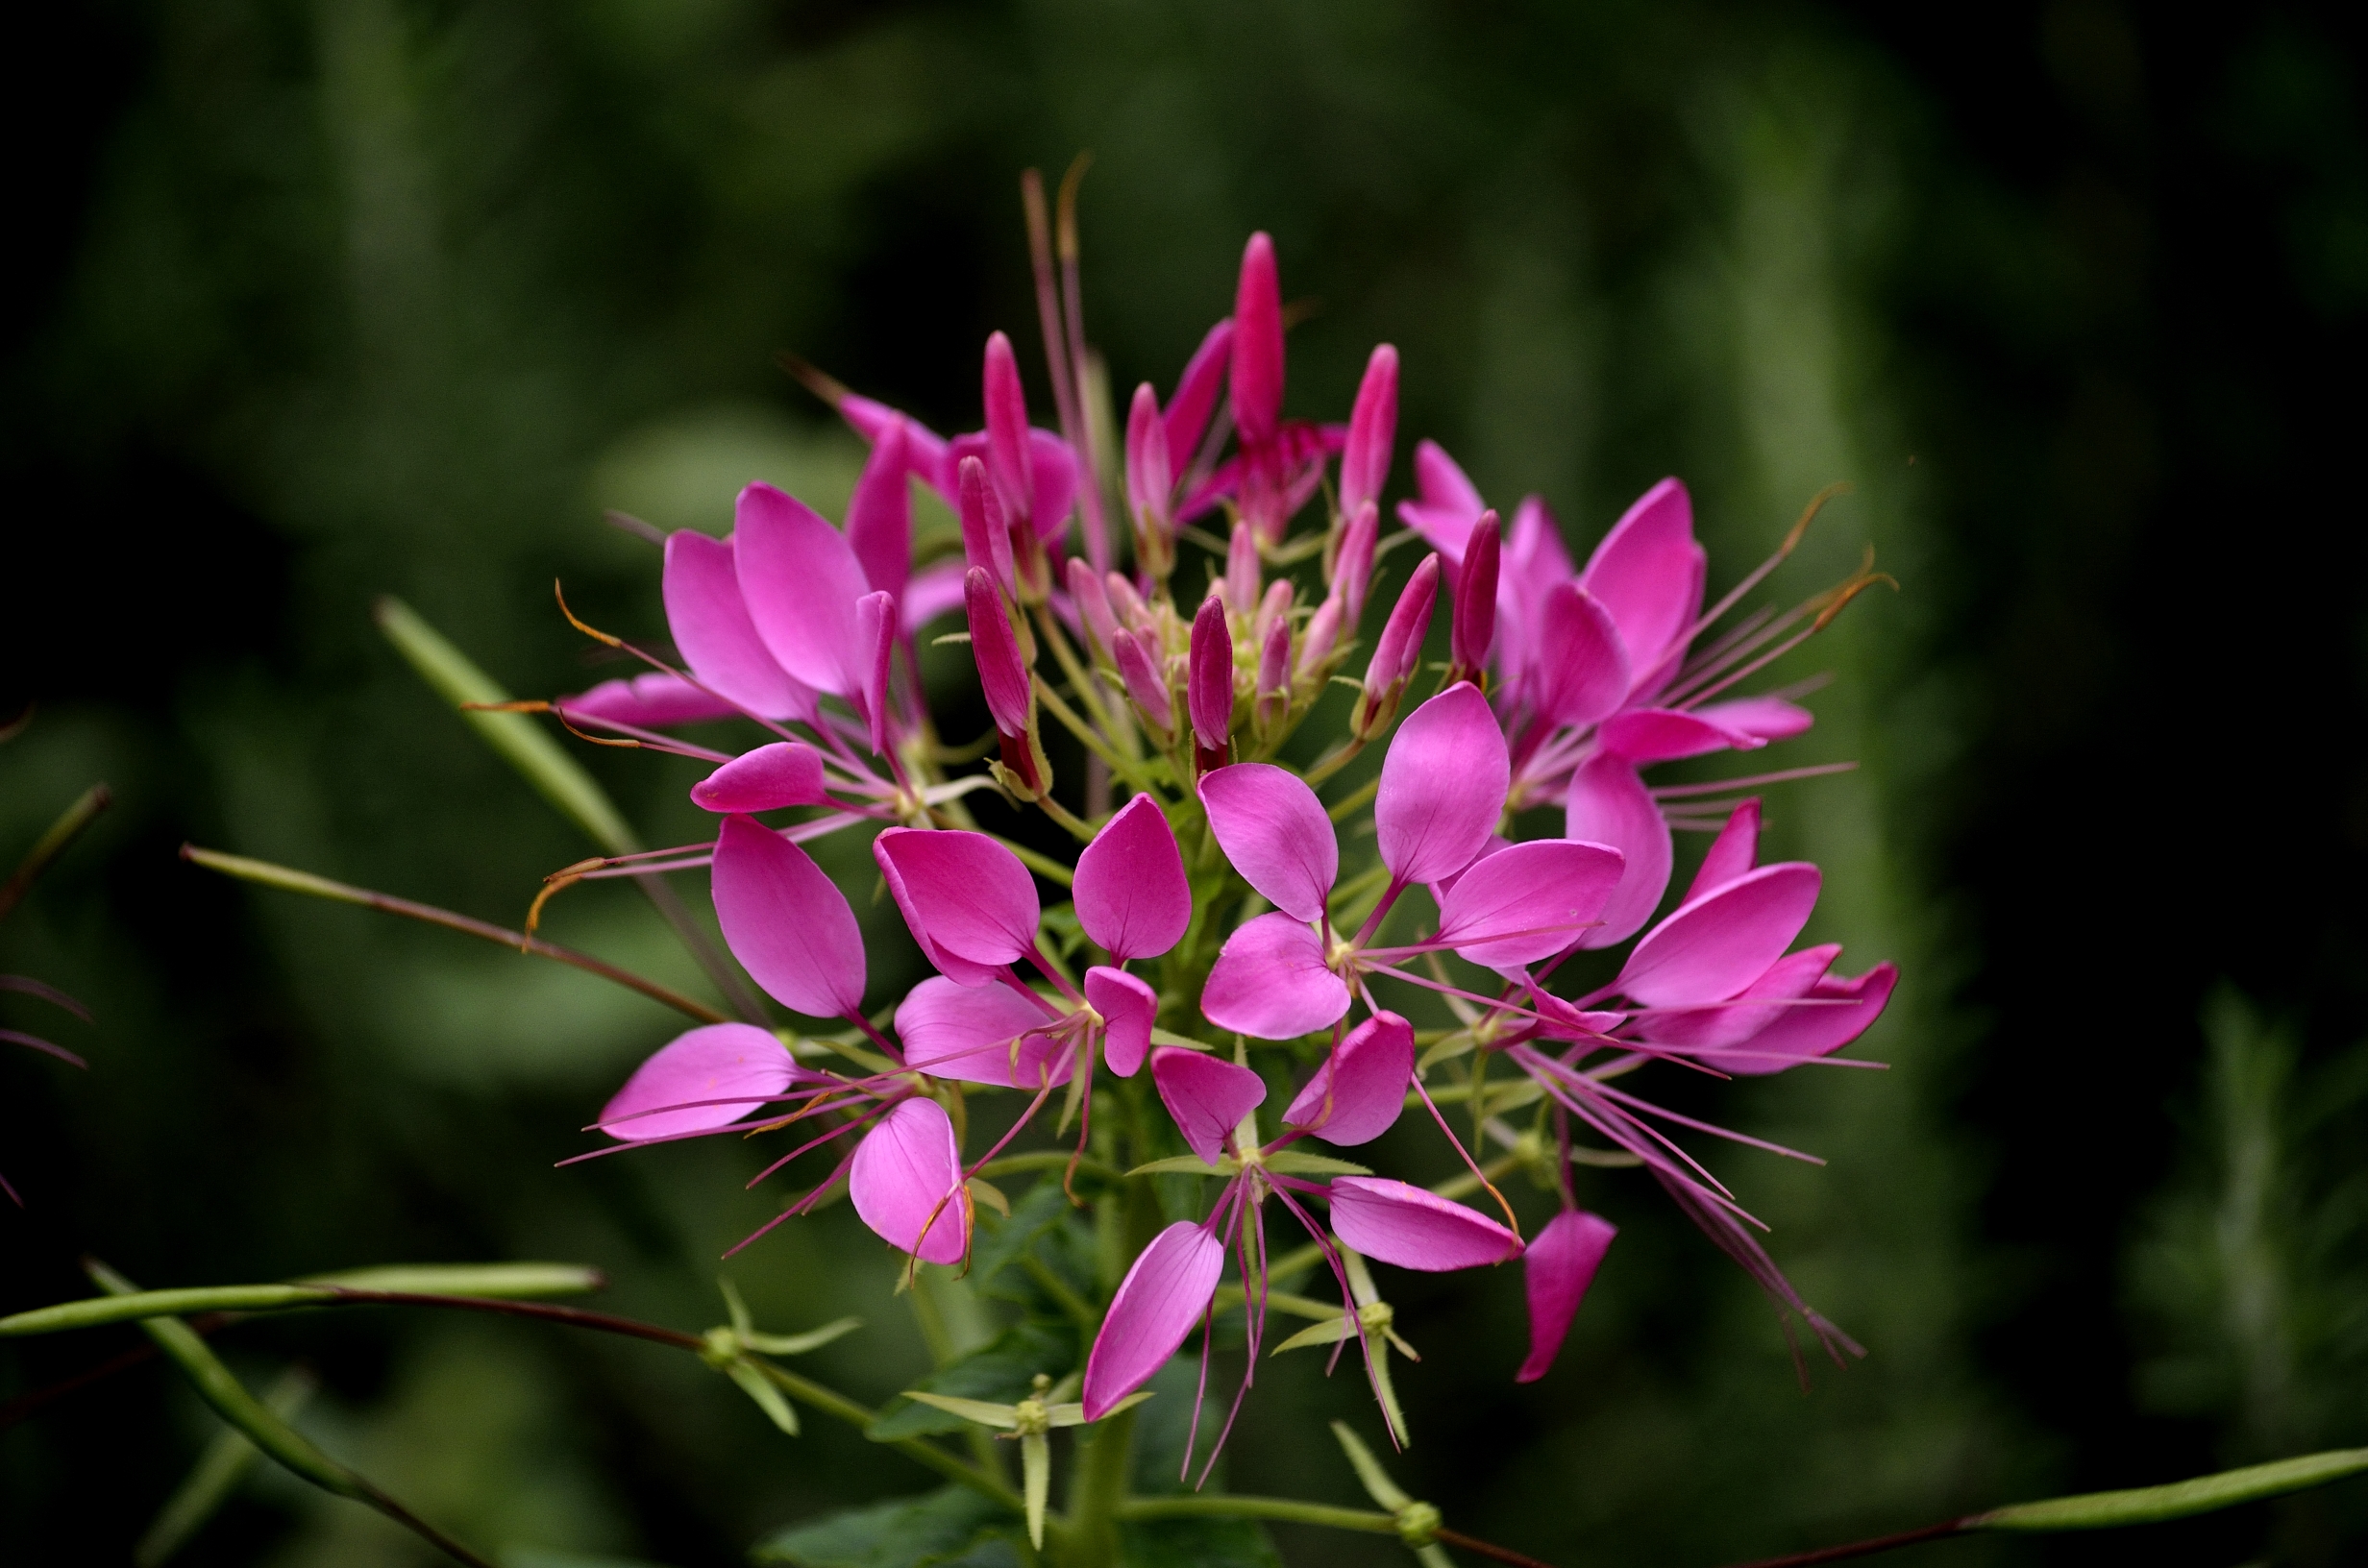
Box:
[6,2,2367,1565]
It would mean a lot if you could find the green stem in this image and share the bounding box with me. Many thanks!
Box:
[1020,1255,1100,1335]
[0,783,110,923]
[1324,776,1379,822]
[1034,676,1164,799]
[746,1360,1024,1511]
[989,836,1077,888]
[1114,1496,1395,1534]
[1059,1403,1138,1568]
[181,846,728,1026]
[975,1151,1125,1185]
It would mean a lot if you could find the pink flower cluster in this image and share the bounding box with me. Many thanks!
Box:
[554,230,1894,1463]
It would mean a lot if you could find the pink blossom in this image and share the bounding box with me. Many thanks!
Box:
[1516,1211,1616,1383]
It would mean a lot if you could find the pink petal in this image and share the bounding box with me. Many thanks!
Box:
[1616,862,1822,1007]
[1638,943,1835,1050]
[1516,1211,1616,1383]
[1230,233,1284,445]
[1718,961,1896,1075]
[1198,765,1338,923]
[1282,1012,1413,1146]
[1150,1046,1267,1165]
[734,482,874,698]
[1328,1177,1523,1271]
[1492,496,1573,684]
[1563,754,1672,947]
[1435,840,1626,968]
[1199,913,1350,1040]
[560,673,742,729]
[964,567,1032,738]
[1415,438,1484,522]
[846,416,912,600]
[1069,556,1120,655]
[1024,429,1078,542]
[1340,345,1398,520]
[983,331,1036,524]
[1083,1221,1226,1420]
[873,828,1042,976]
[1578,478,1707,683]
[1681,798,1762,905]
[1074,794,1191,962]
[662,530,815,721]
[691,742,830,814]
[1086,966,1158,1078]
[895,976,1070,1089]
[1530,583,1629,730]
[712,815,866,1019]
[1375,682,1509,887]
[900,558,969,633]
[1598,707,1764,765]
[1693,695,1814,743]
[838,391,951,489]
[1165,320,1234,465]
[1188,594,1234,751]
[600,1023,799,1140]
[850,1097,969,1264]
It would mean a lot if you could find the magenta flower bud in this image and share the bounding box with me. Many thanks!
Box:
[1253,614,1291,732]
[1124,382,1175,577]
[982,331,1034,526]
[1224,519,1261,615]
[1253,578,1294,649]
[1333,500,1379,622]
[1296,593,1344,679]
[1114,628,1173,735]
[1340,344,1398,520]
[1450,508,1501,677]
[1188,593,1234,761]
[957,455,1016,597]
[1106,570,1152,630]
[1068,555,1119,658]
[965,566,1031,737]
[1230,233,1284,445]
[1363,552,1441,708]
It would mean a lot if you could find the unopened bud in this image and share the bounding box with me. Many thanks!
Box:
[1106,571,1152,631]
[1296,594,1344,681]
[1449,508,1500,682]
[1352,552,1440,740]
[982,331,1034,527]
[1253,615,1291,734]
[1124,382,1176,580]
[1333,500,1379,622]
[1340,344,1398,521]
[1253,578,1294,649]
[957,455,1016,598]
[1113,628,1173,736]
[1188,594,1234,772]
[965,567,1032,739]
[1067,556,1119,660]
[1224,519,1261,615]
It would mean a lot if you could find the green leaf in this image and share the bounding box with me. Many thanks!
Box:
[1970,1446,2368,1532]
[1127,1156,1230,1178]
[1259,1152,1370,1177]
[301,1262,604,1299]
[1148,1028,1217,1052]
[868,1322,1075,1440]
[1117,1515,1284,1568]
[899,1391,1021,1430]
[1270,1316,1354,1354]
[967,1180,1073,1288]
[751,1486,1017,1568]
[374,597,638,854]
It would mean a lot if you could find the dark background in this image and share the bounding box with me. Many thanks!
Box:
[5,3,2367,1565]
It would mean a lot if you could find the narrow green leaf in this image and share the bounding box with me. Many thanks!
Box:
[1329,1421,1412,1511]
[900,1392,1022,1430]
[135,1365,315,1568]
[1971,1446,2368,1532]
[1261,1151,1372,1177]
[1147,1028,1217,1052]
[2,1285,331,1335]
[374,596,637,854]
[1270,1316,1355,1355]
[728,1360,803,1435]
[1126,1155,1230,1178]
[1021,1432,1050,1549]
[743,1315,864,1358]
[3,1262,604,1335]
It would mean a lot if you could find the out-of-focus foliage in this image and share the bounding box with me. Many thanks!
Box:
[4,3,2365,1566]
